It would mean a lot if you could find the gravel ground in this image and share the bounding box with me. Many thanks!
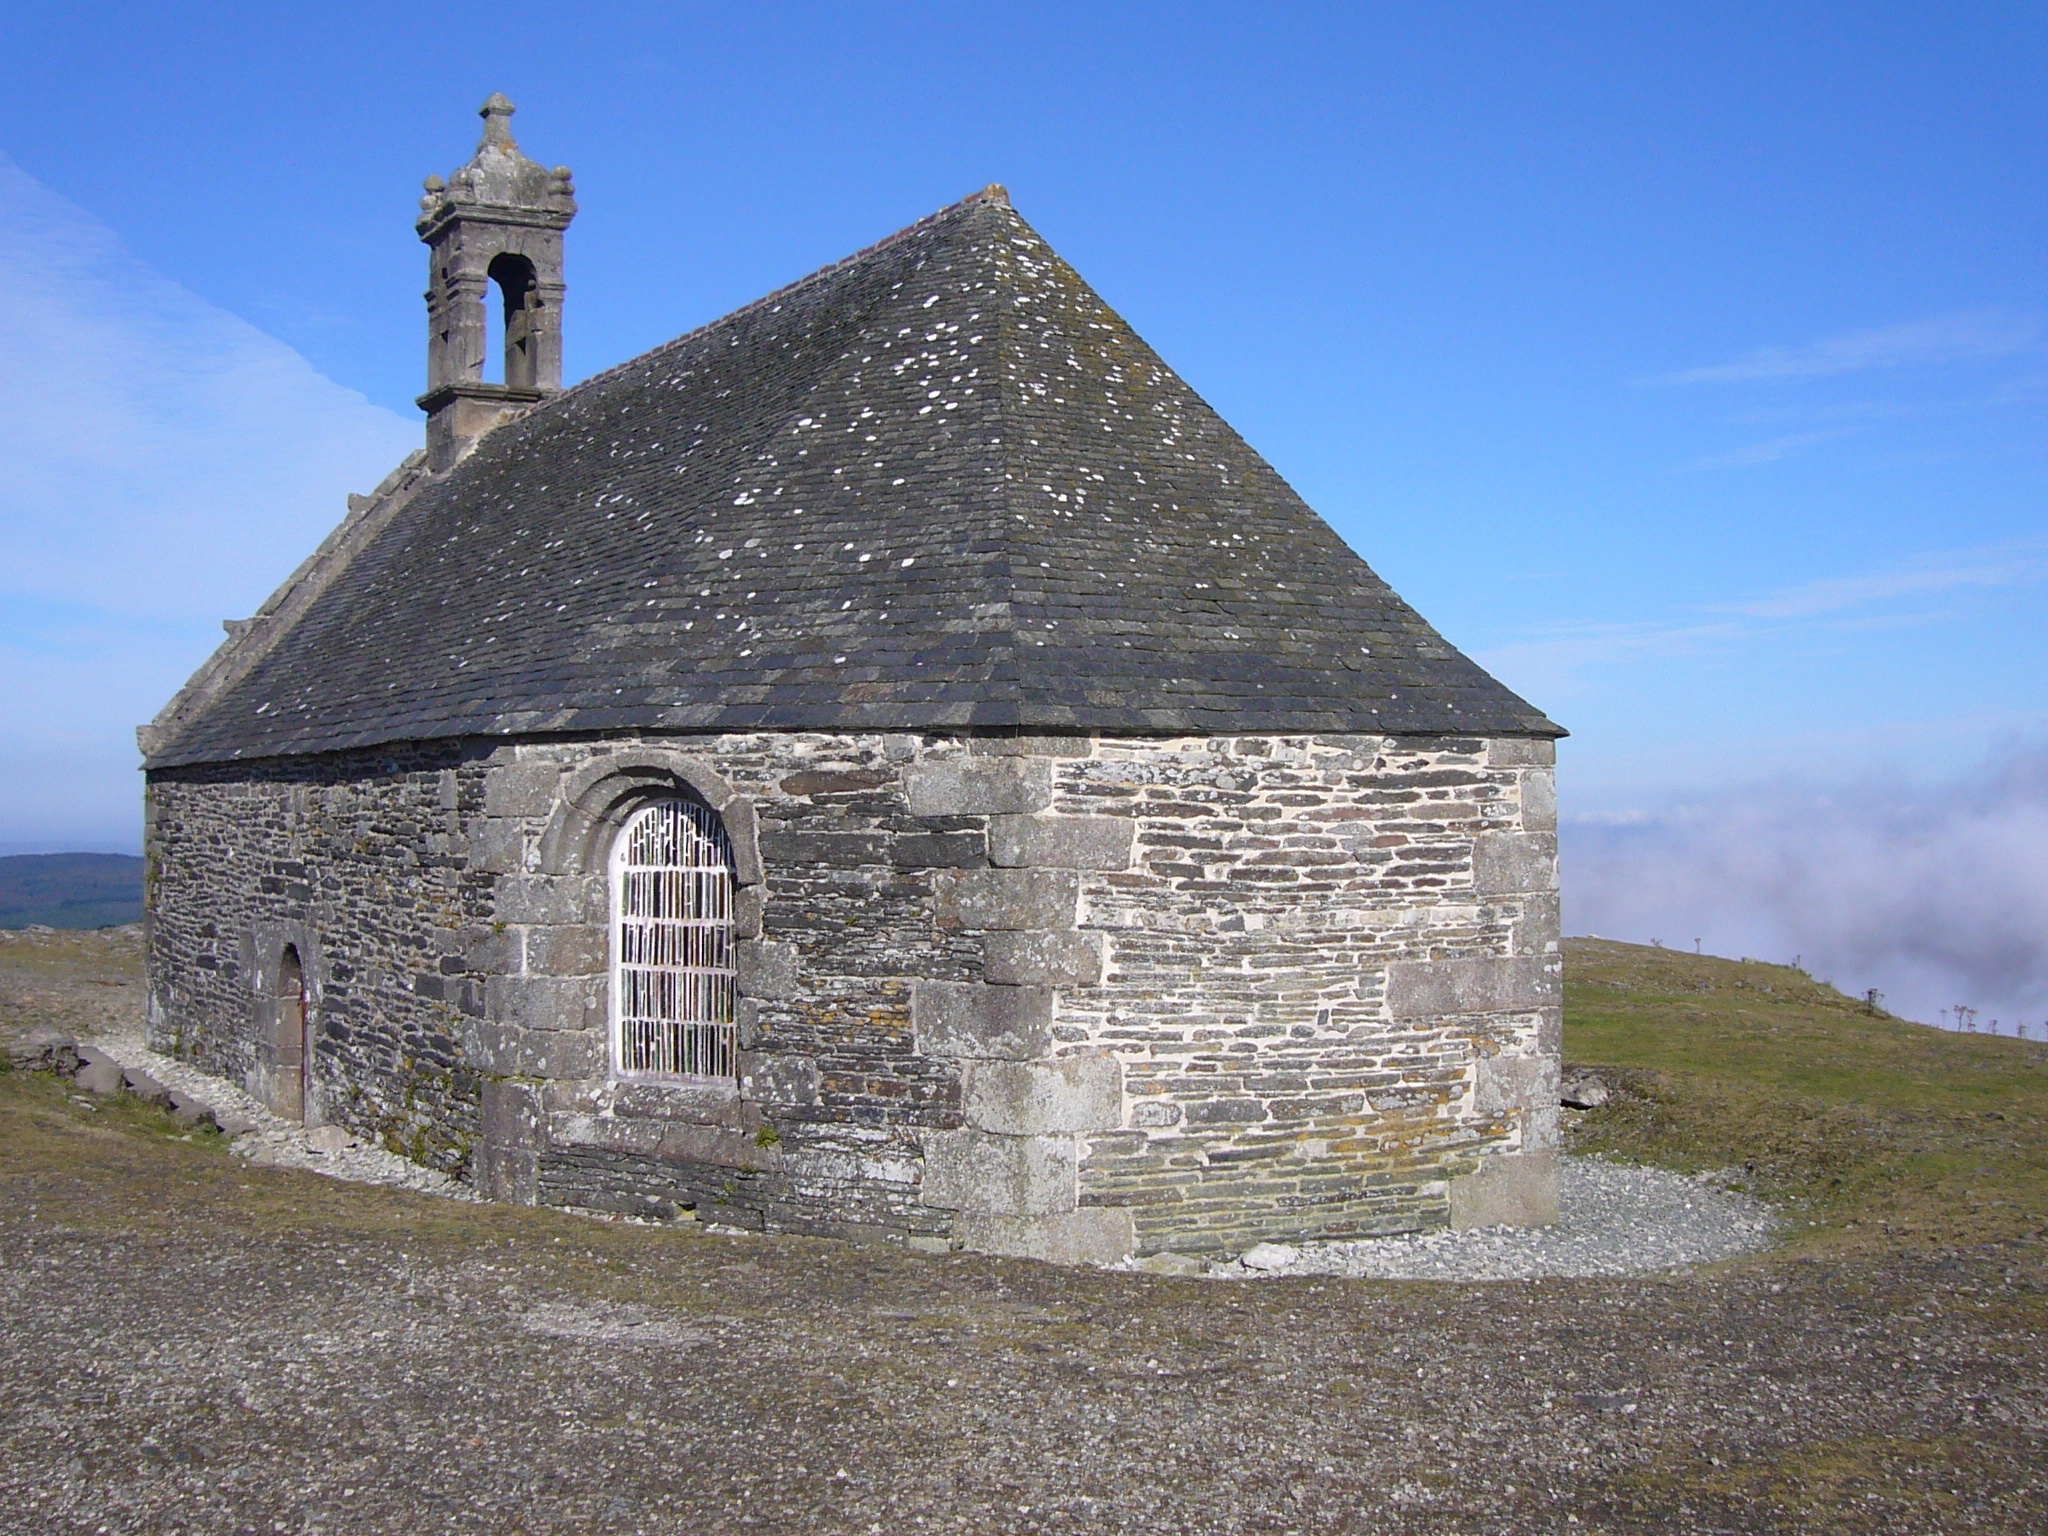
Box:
[4,1096,2043,1536]
[6,938,2047,1533]
[1210,1158,1779,1281]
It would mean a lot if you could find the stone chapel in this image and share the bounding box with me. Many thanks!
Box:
[139,97,1565,1264]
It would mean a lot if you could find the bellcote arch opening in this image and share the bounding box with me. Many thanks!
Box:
[486,252,540,389]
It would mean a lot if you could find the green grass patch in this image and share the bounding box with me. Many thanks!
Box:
[1564,937,2048,1255]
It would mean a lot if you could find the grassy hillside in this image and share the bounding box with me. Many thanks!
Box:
[0,853,144,929]
[1565,936,2048,1255]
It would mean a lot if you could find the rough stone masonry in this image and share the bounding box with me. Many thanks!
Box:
[140,99,1564,1264]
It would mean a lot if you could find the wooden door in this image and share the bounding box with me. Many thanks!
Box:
[276,946,306,1122]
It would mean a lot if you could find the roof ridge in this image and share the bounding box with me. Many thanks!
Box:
[523,185,1018,420]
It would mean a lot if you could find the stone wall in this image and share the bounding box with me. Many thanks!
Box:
[144,740,493,1171]
[146,729,1557,1260]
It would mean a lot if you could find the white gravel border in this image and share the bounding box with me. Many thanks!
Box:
[1202,1157,1779,1281]
[81,1030,1778,1278]
[90,1025,473,1201]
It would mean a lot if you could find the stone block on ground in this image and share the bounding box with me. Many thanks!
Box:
[8,1025,79,1074]
[1560,1071,1609,1109]
[74,1048,125,1097]
[1133,1251,1208,1276]
[305,1125,360,1154]
[166,1090,218,1130]
[1238,1242,1301,1272]
[122,1068,173,1107]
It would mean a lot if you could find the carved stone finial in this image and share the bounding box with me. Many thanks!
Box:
[981,183,1011,207]
[479,93,517,149]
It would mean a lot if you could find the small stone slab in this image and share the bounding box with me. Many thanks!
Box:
[921,1128,1077,1215]
[213,1109,261,1138]
[912,982,1053,1061]
[1560,1072,1609,1109]
[305,1125,359,1154]
[74,1048,125,1098]
[165,1090,218,1130]
[981,930,1107,987]
[121,1068,173,1107]
[8,1025,78,1074]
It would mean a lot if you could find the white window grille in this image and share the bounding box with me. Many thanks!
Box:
[610,799,737,1080]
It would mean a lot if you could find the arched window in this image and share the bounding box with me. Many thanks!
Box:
[487,252,540,389]
[610,800,737,1080]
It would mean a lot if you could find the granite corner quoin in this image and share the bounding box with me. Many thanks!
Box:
[137,98,1565,1263]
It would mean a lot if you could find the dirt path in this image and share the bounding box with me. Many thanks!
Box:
[2,938,2045,1534]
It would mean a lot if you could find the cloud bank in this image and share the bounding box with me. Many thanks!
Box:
[1564,737,2048,1030]
[0,154,418,852]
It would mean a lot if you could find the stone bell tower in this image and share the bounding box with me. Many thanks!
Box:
[416,95,576,471]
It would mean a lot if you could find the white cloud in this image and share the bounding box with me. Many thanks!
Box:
[1725,543,2047,619]
[1478,542,2048,703]
[1679,427,1851,471]
[1648,310,2038,386]
[0,155,420,851]
[1564,736,2048,1029]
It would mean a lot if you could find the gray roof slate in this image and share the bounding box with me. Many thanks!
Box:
[148,188,1558,768]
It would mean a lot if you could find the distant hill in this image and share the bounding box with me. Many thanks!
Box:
[1564,936,2048,1255]
[0,853,145,929]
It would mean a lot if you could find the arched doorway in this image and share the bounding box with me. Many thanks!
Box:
[276,945,308,1122]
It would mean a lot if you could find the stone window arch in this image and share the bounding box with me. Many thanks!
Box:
[609,798,737,1080]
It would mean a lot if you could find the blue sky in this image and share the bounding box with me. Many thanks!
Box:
[1,3,2043,1019]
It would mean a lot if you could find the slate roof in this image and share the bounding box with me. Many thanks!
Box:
[148,188,1558,768]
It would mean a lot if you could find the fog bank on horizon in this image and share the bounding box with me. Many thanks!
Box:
[1564,737,2048,1031]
